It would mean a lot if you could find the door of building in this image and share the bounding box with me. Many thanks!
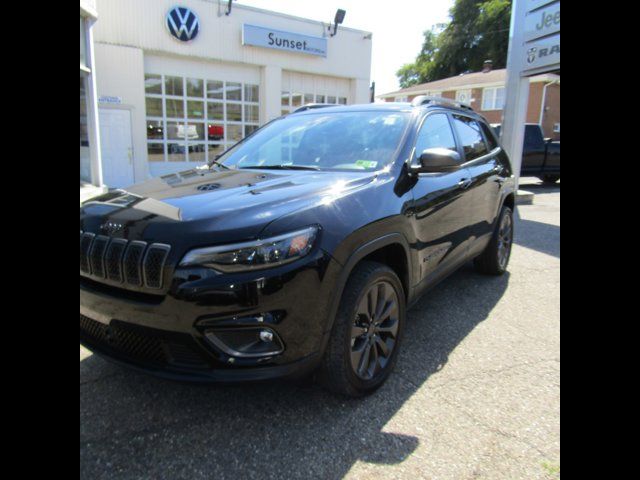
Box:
[99,108,135,188]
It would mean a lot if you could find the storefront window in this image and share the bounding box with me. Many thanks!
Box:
[80,75,91,182]
[80,17,87,70]
[280,92,348,115]
[145,74,261,164]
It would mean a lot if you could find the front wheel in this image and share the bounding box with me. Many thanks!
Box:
[474,206,514,276]
[319,261,405,397]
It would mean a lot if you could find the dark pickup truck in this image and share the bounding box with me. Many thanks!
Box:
[493,123,560,184]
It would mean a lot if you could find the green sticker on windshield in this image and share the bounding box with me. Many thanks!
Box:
[355,160,378,169]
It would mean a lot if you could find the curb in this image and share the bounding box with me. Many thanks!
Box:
[517,190,535,205]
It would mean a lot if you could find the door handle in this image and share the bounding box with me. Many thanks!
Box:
[458,178,473,189]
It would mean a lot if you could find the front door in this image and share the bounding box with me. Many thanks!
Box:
[99,108,135,188]
[409,113,474,287]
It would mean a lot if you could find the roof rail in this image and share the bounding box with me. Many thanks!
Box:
[411,95,474,112]
[292,104,336,114]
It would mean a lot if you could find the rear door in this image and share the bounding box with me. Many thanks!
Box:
[409,112,474,285]
[451,115,504,255]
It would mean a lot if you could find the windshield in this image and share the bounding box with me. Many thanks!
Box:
[217,111,410,172]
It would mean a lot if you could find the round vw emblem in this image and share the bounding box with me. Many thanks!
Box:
[166,6,200,42]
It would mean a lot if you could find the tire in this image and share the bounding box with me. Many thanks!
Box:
[319,261,406,397]
[542,175,560,184]
[474,206,514,276]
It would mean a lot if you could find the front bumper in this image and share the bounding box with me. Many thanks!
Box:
[80,250,343,382]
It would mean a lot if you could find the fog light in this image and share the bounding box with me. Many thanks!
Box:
[204,327,284,359]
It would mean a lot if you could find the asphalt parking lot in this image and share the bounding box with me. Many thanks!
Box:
[80,178,560,480]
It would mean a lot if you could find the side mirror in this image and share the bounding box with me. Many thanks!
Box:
[414,148,462,173]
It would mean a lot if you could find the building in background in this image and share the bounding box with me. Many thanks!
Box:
[81,0,106,201]
[378,62,560,140]
[89,0,372,188]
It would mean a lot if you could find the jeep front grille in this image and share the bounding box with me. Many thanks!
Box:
[80,232,171,290]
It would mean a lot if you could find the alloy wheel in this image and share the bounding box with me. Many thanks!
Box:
[497,212,513,269]
[350,281,400,381]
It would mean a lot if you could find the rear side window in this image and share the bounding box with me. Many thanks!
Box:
[480,122,499,150]
[452,115,489,161]
[414,114,457,159]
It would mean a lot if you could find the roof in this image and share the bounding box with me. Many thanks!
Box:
[378,69,560,98]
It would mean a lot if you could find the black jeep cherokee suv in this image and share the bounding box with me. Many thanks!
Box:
[80,97,516,397]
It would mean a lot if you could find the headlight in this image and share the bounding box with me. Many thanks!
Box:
[179,226,319,273]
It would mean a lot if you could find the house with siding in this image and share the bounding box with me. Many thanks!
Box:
[377,61,560,139]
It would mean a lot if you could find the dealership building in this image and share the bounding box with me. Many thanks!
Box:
[80,0,372,198]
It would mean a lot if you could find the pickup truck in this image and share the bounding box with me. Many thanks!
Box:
[493,123,560,184]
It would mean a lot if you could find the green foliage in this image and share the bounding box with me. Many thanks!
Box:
[396,0,512,89]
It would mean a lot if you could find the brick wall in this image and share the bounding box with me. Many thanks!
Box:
[382,81,560,140]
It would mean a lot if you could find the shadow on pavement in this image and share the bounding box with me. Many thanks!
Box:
[80,264,510,480]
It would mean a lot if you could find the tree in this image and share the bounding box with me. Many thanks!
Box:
[396,0,512,88]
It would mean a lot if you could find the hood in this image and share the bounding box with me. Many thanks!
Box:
[80,167,377,246]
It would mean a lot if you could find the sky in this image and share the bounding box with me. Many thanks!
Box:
[236,0,454,95]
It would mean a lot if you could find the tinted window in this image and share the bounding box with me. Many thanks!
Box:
[453,115,489,161]
[414,114,457,159]
[480,122,499,150]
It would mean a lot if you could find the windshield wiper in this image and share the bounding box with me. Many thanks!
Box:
[239,165,321,171]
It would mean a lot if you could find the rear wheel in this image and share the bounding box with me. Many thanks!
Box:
[319,261,405,397]
[474,206,514,276]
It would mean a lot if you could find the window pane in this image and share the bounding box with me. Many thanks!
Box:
[186,122,206,141]
[148,143,165,162]
[80,17,87,69]
[227,82,242,101]
[327,96,337,104]
[453,115,489,161]
[165,76,184,96]
[304,94,314,104]
[495,87,506,110]
[147,120,164,140]
[207,102,224,121]
[291,93,303,107]
[187,100,205,119]
[414,114,457,157]
[188,144,206,162]
[227,125,243,143]
[281,92,290,106]
[145,74,162,95]
[207,123,225,141]
[167,122,184,140]
[245,105,259,123]
[208,143,225,160]
[207,80,224,100]
[146,97,163,117]
[316,95,326,103]
[227,103,242,122]
[165,99,184,118]
[245,84,259,103]
[338,97,347,105]
[167,143,186,162]
[80,76,91,182]
[186,78,204,98]
[245,125,258,137]
[482,89,494,110]
[282,109,289,116]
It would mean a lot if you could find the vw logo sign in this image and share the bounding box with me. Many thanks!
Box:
[166,6,200,42]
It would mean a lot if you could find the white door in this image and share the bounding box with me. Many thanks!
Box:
[99,108,135,188]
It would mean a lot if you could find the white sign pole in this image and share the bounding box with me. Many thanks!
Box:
[501,0,530,190]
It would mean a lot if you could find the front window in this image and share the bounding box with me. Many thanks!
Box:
[218,111,410,172]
